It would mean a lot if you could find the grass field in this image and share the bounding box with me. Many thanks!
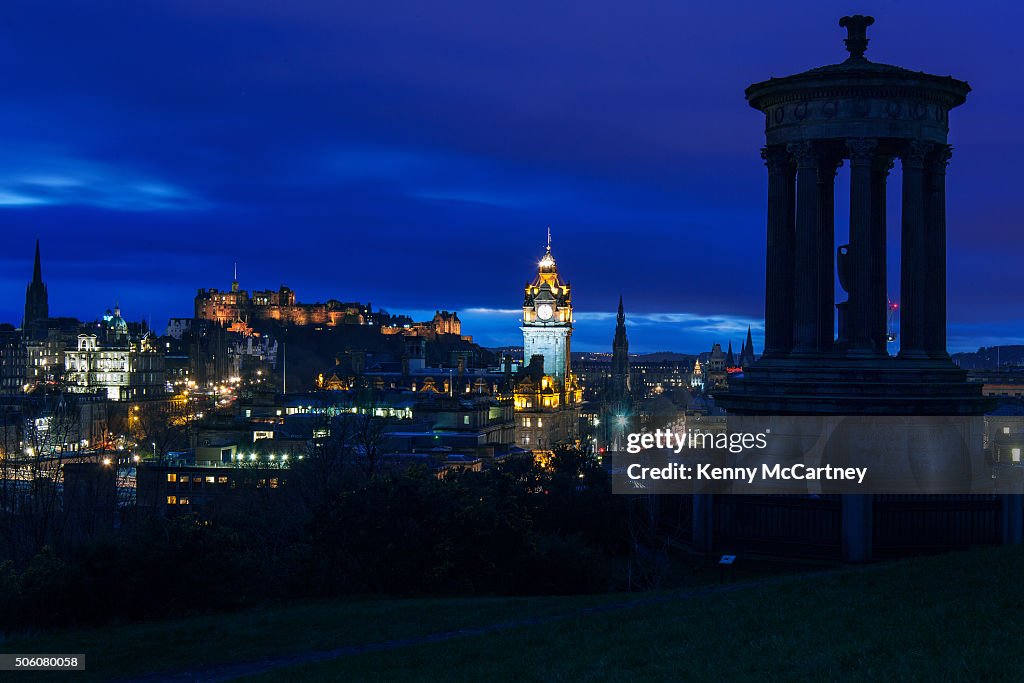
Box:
[4,547,1023,681]
[0,591,635,682]
[237,545,1024,682]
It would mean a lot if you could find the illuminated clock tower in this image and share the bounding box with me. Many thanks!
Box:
[521,230,572,380]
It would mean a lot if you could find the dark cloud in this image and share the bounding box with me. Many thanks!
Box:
[2,1,1020,352]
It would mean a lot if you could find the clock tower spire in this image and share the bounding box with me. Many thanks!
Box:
[514,229,581,454]
[521,229,572,380]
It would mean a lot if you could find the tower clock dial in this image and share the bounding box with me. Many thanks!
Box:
[536,303,553,321]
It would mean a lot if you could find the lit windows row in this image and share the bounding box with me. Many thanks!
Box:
[166,473,229,485]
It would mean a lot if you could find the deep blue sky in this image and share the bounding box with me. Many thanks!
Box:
[2,1,1022,353]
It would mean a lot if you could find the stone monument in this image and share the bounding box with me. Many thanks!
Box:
[712,16,999,560]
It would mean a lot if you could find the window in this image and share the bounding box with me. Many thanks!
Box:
[179,497,190,505]
[166,473,177,482]
[463,415,470,425]
[1013,448,1021,463]
[217,476,228,484]
[166,495,177,505]
[206,476,215,484]
[537,418,543,428]
[179,475,190,484]
[1004,427,1011,434]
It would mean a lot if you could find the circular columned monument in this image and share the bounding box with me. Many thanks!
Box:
[718,15,992,416]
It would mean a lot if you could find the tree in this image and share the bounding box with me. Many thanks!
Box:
[0,393,101,565]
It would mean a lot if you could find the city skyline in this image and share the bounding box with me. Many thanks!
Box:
[3,8,1024,675]
[3,2,1022,352]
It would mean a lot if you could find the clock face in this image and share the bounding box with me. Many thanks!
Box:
[536,303,554,321]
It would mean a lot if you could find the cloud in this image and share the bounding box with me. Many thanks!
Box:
[454,307,763,353]
[0,147,205,211]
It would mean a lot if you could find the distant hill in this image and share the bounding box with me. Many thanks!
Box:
[570,351,696,363]
[631,351,697,362]
[494,349,699,363]
[952,345,1024,370]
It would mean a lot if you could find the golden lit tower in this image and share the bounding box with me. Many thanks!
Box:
[521,228,572,380]
[513,229,581,453]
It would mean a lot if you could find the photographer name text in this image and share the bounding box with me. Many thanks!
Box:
[626,463,867,484]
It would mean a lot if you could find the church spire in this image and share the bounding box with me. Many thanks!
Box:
[32,239,42,284]
[726,340,735,367]
[740,325,757,368]
[24,238,49,329]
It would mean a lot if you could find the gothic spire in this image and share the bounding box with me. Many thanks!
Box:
[614,296,627,343]
[24,238,49,328]
[739,326,757,367]
[33,239,42,282]
[611,296,630,400]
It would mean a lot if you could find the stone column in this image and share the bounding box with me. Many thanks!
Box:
[789,141,822,354]
[762,146,795,357]
[817,151,842,352]
[846,138,879,354]
[1002,494,1024,546]
[925,145,952,359]
[898,141,933,359]
[871,155,894,353]
[842,494,873,563]
[692,493,713,553]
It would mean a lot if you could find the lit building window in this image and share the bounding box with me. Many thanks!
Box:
[166,496,177,505]
[179,497,190,505]
[166,473,177,482]
[1014,448,1022,463]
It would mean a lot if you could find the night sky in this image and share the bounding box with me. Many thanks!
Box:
[2,1,1021,353]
